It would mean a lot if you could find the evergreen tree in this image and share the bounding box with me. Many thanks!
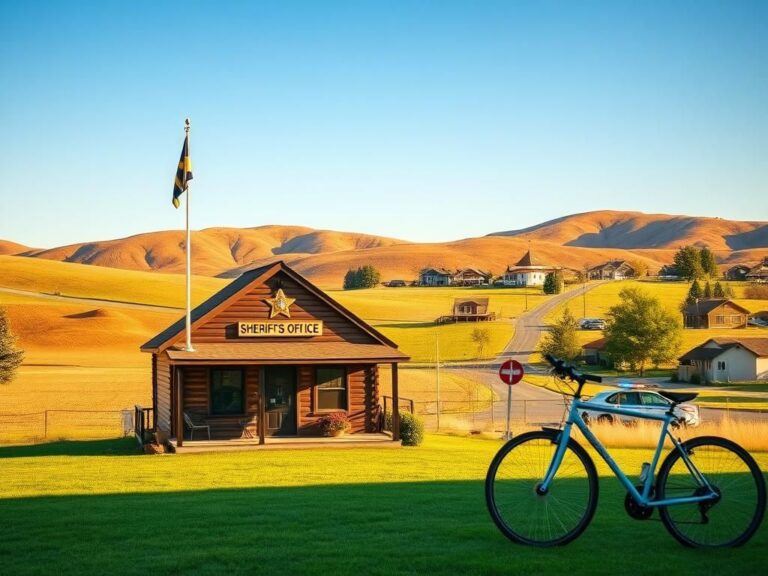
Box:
[713,281,725,298]
[540,307,581,363]
[0,307,23,385]
[604,288,681,376]
[673,246,705,281]
[703,281,712,298]
[684,279,703,305]
[699,247,719,278]
[543,271,563,294]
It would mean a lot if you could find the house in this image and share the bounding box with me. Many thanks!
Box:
[437,297,496,323]
[419,268,453,286]
[682,299,750,329]
[725,264,751,281]
[502,248,558,287]
[582,337,610,366]
[453,268,491,286]
[677,338,768,383]
[140,261,410,446]
[588,261,635,280]
[746,257,768,282]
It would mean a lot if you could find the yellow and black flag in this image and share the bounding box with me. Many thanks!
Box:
[172,135,193,208]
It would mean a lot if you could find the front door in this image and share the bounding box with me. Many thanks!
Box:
[264,366,297,436]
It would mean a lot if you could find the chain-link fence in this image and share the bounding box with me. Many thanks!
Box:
[0,409,134,444]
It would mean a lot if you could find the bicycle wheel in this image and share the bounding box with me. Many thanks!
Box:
[656,436,766,547]
[485,430,599,546]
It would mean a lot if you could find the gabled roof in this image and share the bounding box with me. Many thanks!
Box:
[679,338,768,361]
[454,268,489,277]
[588,260,633,272]
[726,264,751,272]
[420,267,453,276]
[141,261,401,353]
[747,257,768,277]
[515,249,541,267]
[454,297,489,306]
[681,298,750,316]
[582,337,607,350]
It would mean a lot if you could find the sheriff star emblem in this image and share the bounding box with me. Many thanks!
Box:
[265,288,295,318]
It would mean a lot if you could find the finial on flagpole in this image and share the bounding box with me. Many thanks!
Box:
[185,117,190,132]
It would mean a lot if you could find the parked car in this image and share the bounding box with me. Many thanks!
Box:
[582,319,606,330]
[747,317,768,327]
[581,389,701,427]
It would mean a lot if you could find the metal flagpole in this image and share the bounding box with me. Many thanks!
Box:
[184,118,194,352]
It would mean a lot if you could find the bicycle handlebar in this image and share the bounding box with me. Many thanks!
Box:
[544,354,602,385]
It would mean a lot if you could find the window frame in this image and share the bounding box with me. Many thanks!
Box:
[208,366,247,417]
[314,366,349,413]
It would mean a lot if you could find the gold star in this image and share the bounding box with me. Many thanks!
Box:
[265,288,295,318]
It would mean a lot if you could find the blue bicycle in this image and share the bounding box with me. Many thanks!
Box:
[485,355,766,548]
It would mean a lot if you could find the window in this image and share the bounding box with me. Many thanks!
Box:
[316,368,347,411]
[641,392,669,406]
[210,368,245,415]
[715,315,725,324]
[717,361,726,371]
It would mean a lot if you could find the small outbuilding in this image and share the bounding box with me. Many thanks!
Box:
[141,261,409,446]
[437,297,496,323]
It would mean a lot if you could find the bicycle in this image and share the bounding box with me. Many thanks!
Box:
[485,355,766,548]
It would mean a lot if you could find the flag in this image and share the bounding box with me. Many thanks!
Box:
[172,134,193,208]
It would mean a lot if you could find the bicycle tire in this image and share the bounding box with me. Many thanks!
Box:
[485,430,599,547]
[656,435,766,548]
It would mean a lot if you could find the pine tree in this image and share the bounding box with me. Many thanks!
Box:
[699,247,718,278]
[713,281,725,298]
[543,272,562,294]
[703,281,712,298]
[0,307,23,385]
[540,307,581,363]
[685,280,703,305]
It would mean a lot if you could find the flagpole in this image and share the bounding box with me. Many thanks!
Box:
[184,118,194,352]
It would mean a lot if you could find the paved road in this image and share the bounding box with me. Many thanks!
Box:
[0,286,183,313]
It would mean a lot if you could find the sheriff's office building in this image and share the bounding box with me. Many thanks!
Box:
[141,261,409,446]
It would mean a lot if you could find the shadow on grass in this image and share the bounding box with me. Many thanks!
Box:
[0,437,140,459]
[0,478,764,576]
[376,321,439,329]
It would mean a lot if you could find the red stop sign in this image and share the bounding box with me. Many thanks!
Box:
[499,359,524,385]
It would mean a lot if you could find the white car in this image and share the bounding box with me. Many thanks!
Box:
[581,389,701,427]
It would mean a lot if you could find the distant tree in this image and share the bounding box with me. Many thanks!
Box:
[343,265,381,290]
[673,246,705,281]
[723,283,736,298]
[699,247,719,279]
[543,271,563,295]
[604,287,681,376]
[539,307,581,363]
[713,281,725,298]
[703,281,713,298]
[0,307,23,385]
[628,259,648,278]
[471,327,491,359]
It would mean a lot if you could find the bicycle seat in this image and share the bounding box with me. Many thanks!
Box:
[658,391,697,404]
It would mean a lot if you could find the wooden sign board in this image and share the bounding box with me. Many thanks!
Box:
[238,320,324,337]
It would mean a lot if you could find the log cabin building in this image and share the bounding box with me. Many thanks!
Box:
[682,298,750,329]
[140,261,409,446]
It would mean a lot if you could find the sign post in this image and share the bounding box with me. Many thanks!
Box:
[499,359,524,440]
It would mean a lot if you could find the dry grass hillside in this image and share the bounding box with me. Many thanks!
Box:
[490,210,768,251]
[0,240,31,255]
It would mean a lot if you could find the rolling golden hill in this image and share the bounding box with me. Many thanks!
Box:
[0,211,765,288]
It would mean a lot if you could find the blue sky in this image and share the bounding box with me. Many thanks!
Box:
[1,0,766,248]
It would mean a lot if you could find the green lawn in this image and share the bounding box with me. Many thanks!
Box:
[0,435,765,575]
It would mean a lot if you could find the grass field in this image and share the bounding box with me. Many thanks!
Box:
[0,434,765,576]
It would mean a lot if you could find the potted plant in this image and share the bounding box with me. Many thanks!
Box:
[319,412,351,437]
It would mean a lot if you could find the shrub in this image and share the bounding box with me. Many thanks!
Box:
[689,373,701,385]
[399,412,424,446]
[318,412,351,436]
[384,411,424,446]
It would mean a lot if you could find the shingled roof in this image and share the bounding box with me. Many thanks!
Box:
[681,299,750,316]
[679,338,768,362]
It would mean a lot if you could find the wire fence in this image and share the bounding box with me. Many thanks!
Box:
[0,409,135,444]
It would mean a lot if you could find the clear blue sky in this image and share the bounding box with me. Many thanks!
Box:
[1,0,766,248]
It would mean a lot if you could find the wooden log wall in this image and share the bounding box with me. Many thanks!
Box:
[155,353,172,433]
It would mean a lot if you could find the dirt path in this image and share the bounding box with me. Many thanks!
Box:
[0,286,182,313]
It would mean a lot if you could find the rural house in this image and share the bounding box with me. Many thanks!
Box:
[502,248,558,287]
[582,337,610,366]
[437,297,496,323]
[678,338,768,383]
[140,261,409,447]
[746,257,768,282]
[452,268,491,286]
[682,299,750,329]
[725,264,751,281]
[588,260,635,280]
[419,268,453,286]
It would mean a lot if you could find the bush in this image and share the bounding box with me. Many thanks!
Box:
[384,411,424,446]
[689,373,701,385]
[318,412,351,436]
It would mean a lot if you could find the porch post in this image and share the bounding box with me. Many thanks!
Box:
[176,367,184,447]
[258,371,266,445]
[391,362,400,442]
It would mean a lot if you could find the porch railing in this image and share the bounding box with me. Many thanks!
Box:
[134,405,154,445]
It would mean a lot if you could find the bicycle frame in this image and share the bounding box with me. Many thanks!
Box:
[540,396,719,508]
